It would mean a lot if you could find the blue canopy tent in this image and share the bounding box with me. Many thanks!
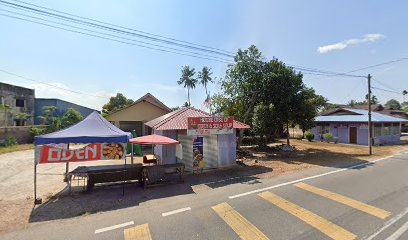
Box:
[34,111,130,145]
[33,111,131,204]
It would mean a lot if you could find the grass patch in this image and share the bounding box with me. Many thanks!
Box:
[0,144,34,155]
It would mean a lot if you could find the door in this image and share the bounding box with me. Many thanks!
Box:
[349,127,357,144]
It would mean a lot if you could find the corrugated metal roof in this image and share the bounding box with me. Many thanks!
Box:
[145,107,250,130]
[315,108,408,123]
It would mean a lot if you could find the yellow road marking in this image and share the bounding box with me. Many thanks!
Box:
[124,223,152,240]
[212,202,269,240]
[258,191,356,240]
[294,182,391,219]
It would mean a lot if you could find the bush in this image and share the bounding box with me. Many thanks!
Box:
[29,127,43,138]
[295,135,303,140]
[3,136,18,147]
[305,131,314,142]
[333,137,339,144]
[323,133,334,143]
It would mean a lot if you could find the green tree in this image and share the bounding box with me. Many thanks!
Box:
[403,90,407,102]
[402,101,408,112]
[293,88,327,137]
[177,66,197,106]
[348,100,357,107]
[385,99,402,110]
[0,104,11,126]
[214,45,324,146]
[37,106,57,125]
[60,108,83,129]
[364,94,379,104]
[252,104,279,146]
[102,93,133,116]
[214,45,264,123]
[15,112,31,126]
[198,66,213,96]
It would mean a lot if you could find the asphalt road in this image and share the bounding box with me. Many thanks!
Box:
[2,150,408,240]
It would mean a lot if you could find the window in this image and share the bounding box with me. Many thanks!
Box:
[382,123,391,135]
[317,124,330,134]
[16,99,25,107]
[392,123,400,135]
[374,123,381,137]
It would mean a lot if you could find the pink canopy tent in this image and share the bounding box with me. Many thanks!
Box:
[129,134,180,165]
[129,134,180,145]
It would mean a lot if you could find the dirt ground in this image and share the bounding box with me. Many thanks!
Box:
[238,138,408,179]
[1,139,408,233]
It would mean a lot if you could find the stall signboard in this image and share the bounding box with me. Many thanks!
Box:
[35,143,126,164]
[187,117,234,135]
[192,137,204,171]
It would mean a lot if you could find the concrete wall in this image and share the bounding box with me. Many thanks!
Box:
[0,125,45,144]
[34,99,96,124]
[154,130,177,165]
[0,82,35,126]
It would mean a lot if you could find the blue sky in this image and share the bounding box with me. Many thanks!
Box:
[1,0,408,110]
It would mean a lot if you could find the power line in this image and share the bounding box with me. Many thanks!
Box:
[0,12,233,64]
[10,0,235,55]
[0,8,233,63]
[371,86,402,95]
[0,68,110,99]
[0,0,235,58]
[0,0,374,79]
[372,78,399,92]
[305,57,408,81]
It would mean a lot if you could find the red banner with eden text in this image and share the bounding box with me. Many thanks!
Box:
[37,143,125,164]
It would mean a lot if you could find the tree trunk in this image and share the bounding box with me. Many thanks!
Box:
[286,122,290,145]
[188,88,190,106]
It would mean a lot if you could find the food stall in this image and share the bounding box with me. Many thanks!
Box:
[129,134,184,187]
[145,107,250,171]
[33,111,132,203]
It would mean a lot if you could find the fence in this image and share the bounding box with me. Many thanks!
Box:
[0,125,46,144]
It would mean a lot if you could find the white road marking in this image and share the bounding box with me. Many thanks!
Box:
[364,207,408,240]
[162,207,192,217]
[95,221,134,234]
[229,155,393,199]
[385,220,408,240]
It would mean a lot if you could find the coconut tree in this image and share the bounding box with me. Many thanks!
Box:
[403,90,408,102]
[198,66,213,96]
[177,66,197,106]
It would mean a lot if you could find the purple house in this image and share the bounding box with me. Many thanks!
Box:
[311,108,408,145]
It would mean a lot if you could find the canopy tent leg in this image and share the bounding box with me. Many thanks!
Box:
[33,162,42,204]
[131,143,134,164]
[122,153,127,196]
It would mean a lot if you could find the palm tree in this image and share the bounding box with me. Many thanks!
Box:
[177,66,197,106]
[198,66,213,96]
[403,90,408,102]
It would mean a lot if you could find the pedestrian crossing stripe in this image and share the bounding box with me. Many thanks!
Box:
[212,202,270,240]
[124,223,152,240]
[294,182,391,219]
[259,191,356,240]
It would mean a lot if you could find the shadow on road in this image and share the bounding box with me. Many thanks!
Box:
[29,164,272,223]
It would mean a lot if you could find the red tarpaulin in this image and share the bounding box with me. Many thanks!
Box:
[129,134,180,145]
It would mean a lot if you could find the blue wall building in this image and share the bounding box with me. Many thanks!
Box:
[34,98,97,124]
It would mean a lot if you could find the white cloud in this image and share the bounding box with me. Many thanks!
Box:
[318,33,385,54]
[28,82,114,110]
[152,83,183,93]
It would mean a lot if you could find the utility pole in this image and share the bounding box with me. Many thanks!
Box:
[368,74,372,155]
